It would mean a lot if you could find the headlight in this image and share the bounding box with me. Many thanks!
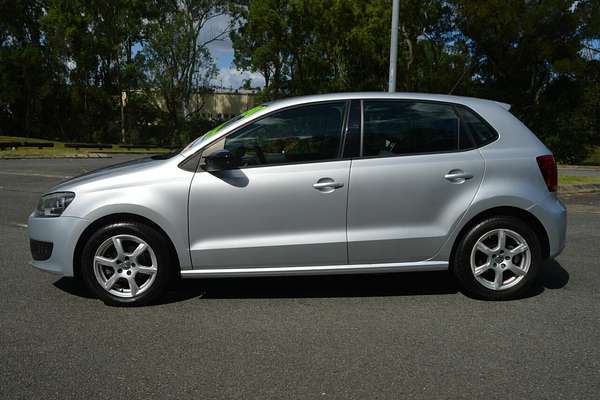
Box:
[34,192,75,217]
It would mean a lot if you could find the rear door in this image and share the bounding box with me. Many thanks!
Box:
[346,100,485,264]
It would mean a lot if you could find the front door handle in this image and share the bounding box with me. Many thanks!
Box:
[444,170,474,183]
[313,178,344,192]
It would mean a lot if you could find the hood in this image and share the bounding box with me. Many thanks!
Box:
[48,154,182,193]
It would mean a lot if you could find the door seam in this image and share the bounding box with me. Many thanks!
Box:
[345,159,353,264]
[427,148,487,261]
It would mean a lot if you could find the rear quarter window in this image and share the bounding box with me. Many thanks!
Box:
[457,107,499,148]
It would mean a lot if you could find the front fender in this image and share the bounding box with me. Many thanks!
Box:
[78,203,192,269]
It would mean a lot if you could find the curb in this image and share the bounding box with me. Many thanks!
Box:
[559,165,600,170]
[0,153,111,159]
[96,151,170,155]
[559,184,600,194]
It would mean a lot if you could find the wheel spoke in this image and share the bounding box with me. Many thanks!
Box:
[135,266,157,276]
[496,230,506,251]
[128,277,139,296]
[104,274,119,290]
[509,243,528,256]
[131,242,147,259]
[493,269,504,289]
[476,242,494,255]
[112,237,125,258]
[95,256,117,269]
[508,264,527,276]
[474,261,492,276]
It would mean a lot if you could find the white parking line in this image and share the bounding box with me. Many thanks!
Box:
[0,171,72,179]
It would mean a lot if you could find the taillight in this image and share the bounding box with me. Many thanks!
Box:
[536,155,557,192]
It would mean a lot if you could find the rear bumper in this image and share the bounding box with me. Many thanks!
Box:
[27,214,89,276]
[528,195,567,258]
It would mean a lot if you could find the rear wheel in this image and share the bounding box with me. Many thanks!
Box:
[81,221,173,306]
[452,216,543,300]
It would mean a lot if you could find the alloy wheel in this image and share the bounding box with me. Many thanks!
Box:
[93,234,158,298]
[469,228,531,291]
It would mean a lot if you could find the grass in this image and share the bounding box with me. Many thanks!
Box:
[583,146,600,166]
[559,175,600,185]
[0,136,174,156]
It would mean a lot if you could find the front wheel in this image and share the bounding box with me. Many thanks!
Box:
[452,216,543,300]
[81,221,173,306]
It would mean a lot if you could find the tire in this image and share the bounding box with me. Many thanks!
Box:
[452,215,543,300]
[81,221,174,306]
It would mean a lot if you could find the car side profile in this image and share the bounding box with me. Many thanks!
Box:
[28,92,566,306]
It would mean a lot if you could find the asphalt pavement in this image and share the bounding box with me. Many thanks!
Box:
[1,155,599,400]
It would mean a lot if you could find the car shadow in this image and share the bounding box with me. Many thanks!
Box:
[53,277,97,299]
[162,270,460,303]
[53,259,569,305]
[538,259,570,290]
[210,169,249,188]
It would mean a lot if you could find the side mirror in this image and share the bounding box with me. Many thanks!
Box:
[202,149,239,171]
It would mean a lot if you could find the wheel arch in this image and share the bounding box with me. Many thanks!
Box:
[449,206,550,271]
[72,213,181,279]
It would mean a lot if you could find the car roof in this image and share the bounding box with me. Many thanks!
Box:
[265,92,511,111]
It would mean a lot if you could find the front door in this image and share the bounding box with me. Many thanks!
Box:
[188,101,350,269]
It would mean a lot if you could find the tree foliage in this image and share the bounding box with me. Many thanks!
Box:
[232,0,600,162]
[142,0,234,144]
[0,0,598,161]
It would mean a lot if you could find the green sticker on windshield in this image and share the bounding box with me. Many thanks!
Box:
[202,105,267,140]
[241,104,267,117]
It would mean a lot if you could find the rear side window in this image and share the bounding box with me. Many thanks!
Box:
[457,107,498,148]
[362,101,459,157]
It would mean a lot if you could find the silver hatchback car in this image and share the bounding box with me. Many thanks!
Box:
[28,93,566,306]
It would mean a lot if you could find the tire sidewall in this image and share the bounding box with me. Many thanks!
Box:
[81,222,172,306]
[453,216,543,300]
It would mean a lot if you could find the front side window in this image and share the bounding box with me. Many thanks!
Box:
[362,101,460,157]
[203,102,345,167]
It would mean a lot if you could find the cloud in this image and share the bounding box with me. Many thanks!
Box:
[200,13,235,65]
[214,67,265,89]
[198,13,265,89]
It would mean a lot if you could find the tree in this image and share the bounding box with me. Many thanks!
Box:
[1,0,598,162]
[143,0,234,144]
[231,0,471,98]
[0,0,57,138]
[42,0,153,143]
[451,0,599,162]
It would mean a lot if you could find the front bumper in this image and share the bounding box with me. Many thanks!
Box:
[528,195,567,258]
[27,214,89,276]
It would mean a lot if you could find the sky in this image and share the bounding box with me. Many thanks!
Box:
[201,14,265,89]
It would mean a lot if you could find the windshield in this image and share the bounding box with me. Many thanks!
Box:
[180,104,268,153]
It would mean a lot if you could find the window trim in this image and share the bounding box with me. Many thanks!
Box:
[454,104,499,149]
[338,99,352,158]
[340,99,362,159]
[355,98,499,161]
[179,98,500,170]
[360,99,365,157]
[195,100,351,171]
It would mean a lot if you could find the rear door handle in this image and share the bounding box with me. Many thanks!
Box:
[313,178,344,191]
[444,170,473,182]
[313,181,344,189]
